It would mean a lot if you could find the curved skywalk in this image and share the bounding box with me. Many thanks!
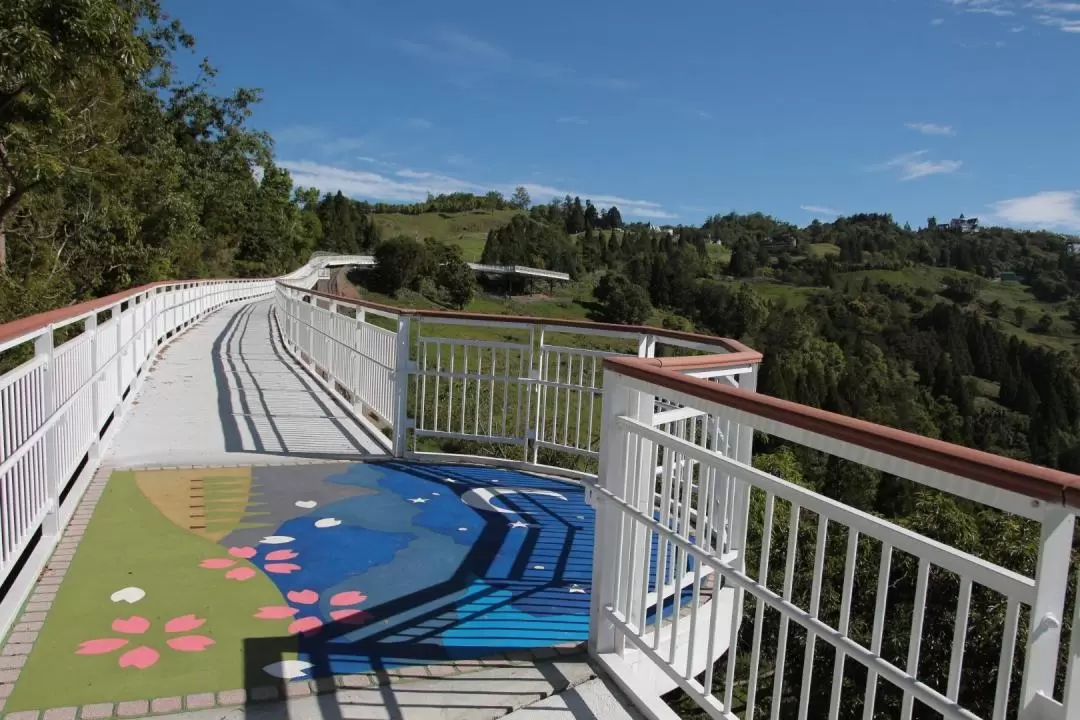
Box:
[106,299,384,468]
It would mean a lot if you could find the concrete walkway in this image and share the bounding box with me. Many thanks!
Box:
[106,299,384,469]
[148,656,643,720]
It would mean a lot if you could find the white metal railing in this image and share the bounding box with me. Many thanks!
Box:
[592,358,1080,720]
[0,278,273,634]
[271,281,759,468]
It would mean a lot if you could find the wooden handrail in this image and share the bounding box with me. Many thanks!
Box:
[277,280,762,359]
[606,355,1080,508]
[0,279,268,348]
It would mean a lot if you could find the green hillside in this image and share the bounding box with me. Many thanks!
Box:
[371,209,523,261]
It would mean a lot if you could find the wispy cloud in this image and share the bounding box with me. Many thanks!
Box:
[946,0,1080,33]
[556,116,588,125]
[357,155,397,169]
[273,125,373,156]
[990,190,1080,231]
[800,205,841,217]
[932,17,946,24]
[400,28,636,91]
[405,117,433,130]
[946,0,1015,16]
[906,121,956,136]
[872,150,963,181]
[691,109,712,120]
[1035,13,1080,32]
[278,160,675,219]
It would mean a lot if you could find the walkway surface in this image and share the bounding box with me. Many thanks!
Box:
[0,299,644,720]
[106,299,384,468]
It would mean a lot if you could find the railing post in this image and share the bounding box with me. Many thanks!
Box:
[727,364,758,633]
[35,328,60,537]
[1020,504,1075,718]
[637,333,656,358]
[392,315,412,458]
[113,306,123,416]
[86,314,101,462]
[589,369,652,658]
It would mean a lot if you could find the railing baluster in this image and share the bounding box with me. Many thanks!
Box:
[828,528,861,720]
[862,543,894,720]
[746,492,775,718]
[994,598,1021,720]
[771,502,802,720]
[900,558,931,719]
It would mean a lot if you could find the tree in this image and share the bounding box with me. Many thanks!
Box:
[425,238,475,309]
[373,235,427,295]
[0,0,172,268]
[1014,306,1028,328]
[593,272,652,325]
[510,186,531,210]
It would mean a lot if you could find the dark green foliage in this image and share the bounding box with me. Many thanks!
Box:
[593,272,652,325]
[372,235,427,295]
[426,239,475,309]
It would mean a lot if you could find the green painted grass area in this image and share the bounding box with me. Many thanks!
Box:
[372,210,523,262]
[7,472,293,711]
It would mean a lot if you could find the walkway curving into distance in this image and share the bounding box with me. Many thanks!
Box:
[105,299,385,468]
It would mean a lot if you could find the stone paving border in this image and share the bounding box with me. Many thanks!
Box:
[0,464,589,719]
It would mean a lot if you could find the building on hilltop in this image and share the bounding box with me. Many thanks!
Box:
[928,214,979,233]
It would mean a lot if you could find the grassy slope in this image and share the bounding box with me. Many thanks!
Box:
[366,211,1079,352]
[8,471,293,710]
[372,209,523,262]
[837,267,1078,352]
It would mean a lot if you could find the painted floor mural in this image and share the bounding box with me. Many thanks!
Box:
[4,462,602,711]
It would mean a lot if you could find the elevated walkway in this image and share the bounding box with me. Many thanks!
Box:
[0,296,641,720]
[3,259,1080,720]
[107,299,382,468]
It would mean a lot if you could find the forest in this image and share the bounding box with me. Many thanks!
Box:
[4,2,1080,717]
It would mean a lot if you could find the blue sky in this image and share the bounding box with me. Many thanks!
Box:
[165,0,1080,231]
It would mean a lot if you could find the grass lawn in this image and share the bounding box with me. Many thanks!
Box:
[372,210,522,262]
[807,243,840,258]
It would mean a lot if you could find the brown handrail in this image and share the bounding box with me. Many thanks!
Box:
[606,355,1080,508]
[278,280,762,359]
[0,279,267,348]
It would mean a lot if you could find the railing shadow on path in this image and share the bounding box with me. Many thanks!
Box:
[238,461,595,719]
[212,302,384,461]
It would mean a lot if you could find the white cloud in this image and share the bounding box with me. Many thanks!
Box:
[520,183,678,219]
[692,109,712,120]
[932,17,946,24]
[406,118,433,130]
[946,0,1015,16]
[873,150,963,181]
[990,190,1080,231]
[800,205,841,217]
[278,160,676,219]
[556,116,588,125]
[906,121,956,136]
[947,0,1080,32]
[400,29,635,90]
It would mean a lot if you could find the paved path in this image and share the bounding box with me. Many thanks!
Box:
[107,299,384,468]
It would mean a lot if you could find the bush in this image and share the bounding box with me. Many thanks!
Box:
[594,273,652,325]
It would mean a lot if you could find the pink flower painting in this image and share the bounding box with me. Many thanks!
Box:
[76,614,214,669]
